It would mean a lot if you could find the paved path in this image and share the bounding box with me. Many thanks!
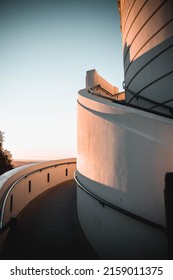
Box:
[1,180,98,260]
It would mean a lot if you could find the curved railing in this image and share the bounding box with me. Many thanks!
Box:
[0,159,76,229]
[74,171,166,232]
[88,86,173,119]
[123,84,173,112]
[89,84,119,98]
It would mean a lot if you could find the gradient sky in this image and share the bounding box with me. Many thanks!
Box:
[0,0,124,160]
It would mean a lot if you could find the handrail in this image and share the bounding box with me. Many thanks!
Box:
[89,84,118,98]
[74,171,166,233]
[124,84,173,114]
[87,87,173,120]
[0,160,76,229]
[149,98,173,110]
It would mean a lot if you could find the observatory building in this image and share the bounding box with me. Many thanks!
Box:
[0,0,173,259]
[75,0,173,259]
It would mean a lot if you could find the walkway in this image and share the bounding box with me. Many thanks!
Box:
[0,179,98,260]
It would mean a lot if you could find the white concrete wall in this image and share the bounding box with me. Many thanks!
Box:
[0,159,76,228]
[77,185,167,259]
[119,0,173,114]
[86,69,119,95]
[77,89,173,258]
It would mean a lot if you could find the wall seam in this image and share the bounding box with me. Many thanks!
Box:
[124,0,168,64]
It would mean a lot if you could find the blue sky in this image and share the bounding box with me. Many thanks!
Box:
[0,0,123,160]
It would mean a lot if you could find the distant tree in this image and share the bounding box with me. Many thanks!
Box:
[0,131,14,175]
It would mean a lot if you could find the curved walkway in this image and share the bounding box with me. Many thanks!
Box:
[0,179,98,260]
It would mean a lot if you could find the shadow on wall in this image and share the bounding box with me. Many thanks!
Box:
[123,35,173,114]
[76,170,125,207]
[76,171,168,260]
[77,91,173,226]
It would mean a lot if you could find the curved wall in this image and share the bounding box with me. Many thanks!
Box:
[0,158,76,228]
[77,89,173,258]
[77,182,167,259]
[119,0,173,115]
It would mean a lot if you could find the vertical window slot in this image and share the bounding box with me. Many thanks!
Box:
[10,194,13,213]
[66,168,68,176]
[47,173,50,182]
[29,180,32,193]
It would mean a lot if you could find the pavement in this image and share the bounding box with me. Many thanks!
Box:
[0,179,98,260]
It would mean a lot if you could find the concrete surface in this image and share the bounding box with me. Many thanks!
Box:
[0,179,98,260]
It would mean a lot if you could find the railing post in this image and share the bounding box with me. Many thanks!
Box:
[164,173,173,259]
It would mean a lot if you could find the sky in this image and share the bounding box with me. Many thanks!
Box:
[0,0,124,161]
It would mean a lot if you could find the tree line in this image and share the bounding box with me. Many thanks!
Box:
[0,131,14,175]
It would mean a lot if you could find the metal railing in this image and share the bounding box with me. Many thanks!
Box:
[0,160,76,230]
[89,84,118,98]
[74,171,166,233]
[87,86,173,119]
[124,84,173,115]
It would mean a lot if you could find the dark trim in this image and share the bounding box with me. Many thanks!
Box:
[88,85,117,98]
[124,18,173,74]
[87,88,173,119]
[150,98,173,110]
[126,89,173,113]
[124,0,168,64]
[125,44,173,88]
[23,161,76,177]
[127,70,173,104]
[122,0,137,32]
[124,85,172,111]
[123,0,148,45]
[74,172,166,233]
